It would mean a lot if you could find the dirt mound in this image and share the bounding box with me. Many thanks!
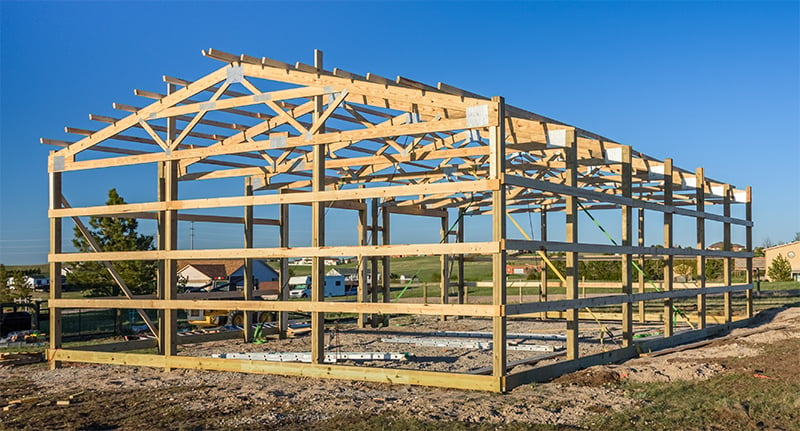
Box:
[553,366,621,387]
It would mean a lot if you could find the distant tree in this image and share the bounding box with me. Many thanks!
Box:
[0,264,13,302]
[767,254,792,282]
[10,271,33,300]
[794,232,800,243]
[753,247,765,257]
[674,263,694,281]
[762,238,775,249]
[69,189,156,297]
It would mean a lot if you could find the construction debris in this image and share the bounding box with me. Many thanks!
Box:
[212,352,409,363]
[431,331,567,341]
[381,337,559,352]
[0,352,44,367]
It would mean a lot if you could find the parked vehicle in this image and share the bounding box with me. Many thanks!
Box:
[288,275,347,298]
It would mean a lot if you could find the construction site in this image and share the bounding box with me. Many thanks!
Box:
[40,48,756,394]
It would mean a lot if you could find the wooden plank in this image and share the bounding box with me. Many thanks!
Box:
[50,179,499,218]
[504,239,749,259]
[505,283,753,315]
[723,184,732,323]
[50,240,500,262]
[48,348,500,392]
[49,298,500,317]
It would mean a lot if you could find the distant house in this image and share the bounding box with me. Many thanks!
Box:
[177,259,280,293]
[229,260,280,294]
[764,241,800,281]
[177,260,241,288]
[708,242,746,252]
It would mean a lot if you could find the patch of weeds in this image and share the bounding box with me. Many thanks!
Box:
[586,373,800,430]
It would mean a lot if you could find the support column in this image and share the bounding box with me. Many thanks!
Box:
[381,203,390,327]
[620,146,633,347]
[48,168,62,369]
[161,159,178,363]
[310,49,326,364]
[243,177,254,342]
[540,205,548,320]
[160,81,178,363]
[440,211,450,321]
[490,96,507,390]
[637,205,645,323]
[357,202,368,328]
[663,159,674,338]
[696,168,707,330]
[370,198,379,328]
[723,184,732,323]
[565,129,579,360]
[745,186,753,318]
[279,199,289,338]
[457,215,465,307]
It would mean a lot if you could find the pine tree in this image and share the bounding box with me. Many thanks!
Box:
[767,254,792,282]
[70,189,157,297]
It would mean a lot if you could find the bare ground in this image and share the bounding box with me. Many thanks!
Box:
[1,306,798,430]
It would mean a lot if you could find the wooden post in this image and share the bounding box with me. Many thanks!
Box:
[723,184,732,323]
[745,186,753,318]
[357,202,368,328]
[457,214,465,307]
[243,177,254,342]
[160,80,178,363]
[662,159,674,337]
[565,129,579,360]
[161,159,178,363]
[490,96,507,391]
[637,205,645,323]
[540,205,548,320]
[381,202,390,326]
[279,199,289,338]
[440,211,450,321]
[370,198,379,328]
[48,168,62,369]
[696,168,706,329]
[310,49,326,364]
[621,146,633,347]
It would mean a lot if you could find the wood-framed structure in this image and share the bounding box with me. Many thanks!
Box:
[45,49,753,392]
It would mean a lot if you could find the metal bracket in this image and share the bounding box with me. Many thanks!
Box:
[253,93,272,102]
[465,105,489,128]
[546,129,567,148]
[52,156,65,172]
[226,65,244,84]
[269,134,287,149]
[200,101,217,111]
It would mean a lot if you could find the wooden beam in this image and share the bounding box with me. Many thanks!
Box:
[311,49,326,365]
[696,168,706,329]
[620,146,633,347]
[48,169,62,370]
[663,158,674,338]
[564,129,579,361]
[48,349,500,392]
[490,96,507,391]
[723,184,732,323]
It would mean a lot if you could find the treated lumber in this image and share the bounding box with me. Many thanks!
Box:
[49,348,501,392]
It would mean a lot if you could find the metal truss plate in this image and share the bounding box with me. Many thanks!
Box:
[226,65,244,84]
[466,105,489,128]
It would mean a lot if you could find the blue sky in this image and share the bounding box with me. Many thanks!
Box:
[1,1,798,265]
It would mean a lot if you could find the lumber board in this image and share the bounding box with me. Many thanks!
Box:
[48,298,500,317]
[49,349,502,392]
